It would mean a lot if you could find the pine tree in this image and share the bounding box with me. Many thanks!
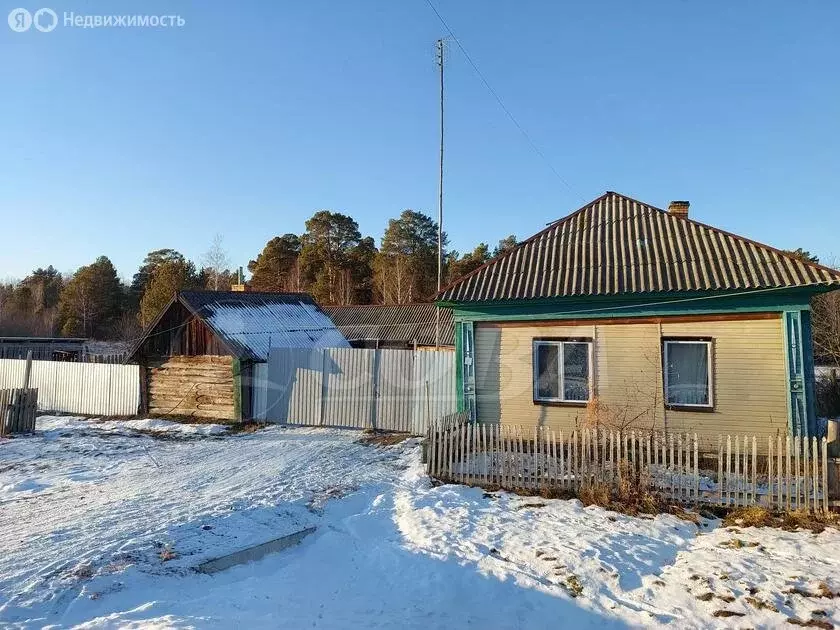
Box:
[493,235,518,258]
[299,212,370,304]
[138,260,198,327]
[58,256,123,338]
[248,234,302,292]
[374,210,445,304]
[446,243,490,284]
[130,249,187,307]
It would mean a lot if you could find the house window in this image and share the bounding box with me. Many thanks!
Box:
[533,339,592,404]
[663,339,713,409]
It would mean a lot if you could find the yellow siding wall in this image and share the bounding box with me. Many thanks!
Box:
[474,315,788,439]
[661,319,788,437]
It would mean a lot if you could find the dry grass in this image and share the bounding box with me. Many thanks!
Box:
[226,421,269,435]
[788,617,833,629]
[466,467,690,519]
[69,563,94,580]
[158,547,177,562]
[578,483,611,507]
[724,506,839,534]
[719,538,760,550]
[535,487,578,501]
[712,610,745,618]
[723,506,775,528]
[786,582,838,599]
[562,574,583,598]
[357,430,412,447]
[744,596,778,612]
[575,464,669,516]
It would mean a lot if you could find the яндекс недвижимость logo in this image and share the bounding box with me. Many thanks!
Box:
[7,7,58,32]
[8,8,184,32]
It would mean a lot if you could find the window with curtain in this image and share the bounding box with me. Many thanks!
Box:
[533,339,592,403]
[663,339,713,408]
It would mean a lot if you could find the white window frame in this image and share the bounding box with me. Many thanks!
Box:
[532,339,593,404]
[663,339,714,409]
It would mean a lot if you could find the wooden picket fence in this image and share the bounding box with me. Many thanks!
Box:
[426,414,830,512]
[0,388,38,436]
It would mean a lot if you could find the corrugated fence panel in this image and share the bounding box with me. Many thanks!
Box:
[323,348,376,428]
[258,348,455,433]
[0,360,25,390]
[263,348,325,425]
[412,351,457,435]
[0,359,140,416]
[108,362,141,417]
[252,363,269,420]
[376,350,415,432]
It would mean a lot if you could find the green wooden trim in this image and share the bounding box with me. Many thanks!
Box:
[439,286,827,311]
[232,358,242,421]
[782,314,794,435]
[782,310,818,437]
[801,310,818,435]
[455,323,464,412]
[444,289,814,323]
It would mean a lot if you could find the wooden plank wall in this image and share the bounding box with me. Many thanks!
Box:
[134,302,228,360]
[0,388,38,435]
[147,356,235,420]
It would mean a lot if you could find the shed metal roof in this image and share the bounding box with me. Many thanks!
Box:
[322,303,455,346]
[179,291,349,360]
[127,291,349,362]
[439,191,840,303]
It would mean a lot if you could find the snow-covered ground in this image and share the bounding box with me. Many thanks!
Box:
[2,416,840,629]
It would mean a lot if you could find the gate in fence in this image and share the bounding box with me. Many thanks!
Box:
[0,388,38,436]
[427,415,831,512]
[253,347,456,434]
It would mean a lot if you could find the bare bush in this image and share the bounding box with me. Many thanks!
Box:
[816,373,840,417]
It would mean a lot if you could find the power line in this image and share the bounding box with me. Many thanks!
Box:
[423,0,579,198]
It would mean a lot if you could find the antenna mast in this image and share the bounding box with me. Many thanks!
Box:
[435,38,445,349]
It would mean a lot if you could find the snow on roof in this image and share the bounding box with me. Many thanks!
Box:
[179,291,350,361]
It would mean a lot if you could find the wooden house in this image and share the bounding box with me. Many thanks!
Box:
[437,192,840,440]
[126,291,349,420]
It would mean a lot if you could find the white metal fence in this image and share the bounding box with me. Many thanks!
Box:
[0,359,140,416]
[252,348,456,434]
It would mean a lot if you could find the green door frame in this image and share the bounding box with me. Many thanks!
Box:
[455,320,476,421]
[783,310,817,436]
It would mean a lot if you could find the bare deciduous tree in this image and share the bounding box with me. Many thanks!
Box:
[813,290,840,366]
[202,234,231,291]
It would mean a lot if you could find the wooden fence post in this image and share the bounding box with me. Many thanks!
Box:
[786,435,792,512]
[822,437,829,513]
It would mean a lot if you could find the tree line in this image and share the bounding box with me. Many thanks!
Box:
[0,208,517,340]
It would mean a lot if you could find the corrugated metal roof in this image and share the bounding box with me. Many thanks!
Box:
[322,304,455,347]
[179,291,349,361]
[439,191,840,302]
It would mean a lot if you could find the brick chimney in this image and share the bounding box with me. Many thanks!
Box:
[668,200,690,218]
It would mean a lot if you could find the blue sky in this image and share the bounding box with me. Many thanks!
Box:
[1,1,838,281]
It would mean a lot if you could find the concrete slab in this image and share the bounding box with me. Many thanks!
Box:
[195,526,316,574]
